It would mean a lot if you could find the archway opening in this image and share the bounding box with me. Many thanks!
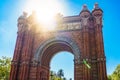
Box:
[50,51,74,80]
[37,38,80,80]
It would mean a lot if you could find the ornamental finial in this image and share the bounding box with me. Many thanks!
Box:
[94,3,99,9]
[82,4,88,11]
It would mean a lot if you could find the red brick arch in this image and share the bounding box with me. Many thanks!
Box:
[9,4,107,80]
[40,42,73,66]
[33,37,80,66]
[32,37,80,80]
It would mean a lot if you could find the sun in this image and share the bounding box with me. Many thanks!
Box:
[24,0,66,31]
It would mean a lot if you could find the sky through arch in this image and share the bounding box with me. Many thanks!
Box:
[50,51,74,80]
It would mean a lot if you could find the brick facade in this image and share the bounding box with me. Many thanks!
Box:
[9,3,107,80]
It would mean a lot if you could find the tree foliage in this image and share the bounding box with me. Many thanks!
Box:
[0,56,11,80]
[50,70,61,80]
[57,69,64,79]
[108,64,120,80]
[50,69,66,80]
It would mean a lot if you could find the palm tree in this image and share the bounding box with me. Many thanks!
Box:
[63,77,67,80]
[57,69,64,80]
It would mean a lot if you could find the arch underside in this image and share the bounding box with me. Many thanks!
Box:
[33,36,80,65]
[41,42,73,66]
[33,36,81,80]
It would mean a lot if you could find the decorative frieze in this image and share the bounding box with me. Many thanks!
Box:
[57,22,82,31]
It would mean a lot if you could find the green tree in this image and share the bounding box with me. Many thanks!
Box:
[113,64,120,78]
[108,64,120,80]
[108,75,112,80]
[50,71,57,80]
[0,56,11,80]
[57,69,64,80]
[50,70,61,80]
[63,77,67,80]
[50,69,66,80]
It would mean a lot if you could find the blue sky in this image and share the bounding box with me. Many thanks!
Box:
[0,0,120,79]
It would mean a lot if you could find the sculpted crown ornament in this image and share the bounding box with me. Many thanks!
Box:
[81,4,89,12]
[92,3,103,25]
[18,12,27,20]
[94,3,100,9]
[80,4,90,26]
[17,12,28,32]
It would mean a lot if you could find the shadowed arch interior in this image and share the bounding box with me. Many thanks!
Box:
[41,42,73,66]
[33,37,80,80]
[33,36,80,64]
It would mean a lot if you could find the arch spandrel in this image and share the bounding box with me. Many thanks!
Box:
[33,36,81,65]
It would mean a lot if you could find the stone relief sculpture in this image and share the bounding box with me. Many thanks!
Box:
[93,11,102,25]
[92,3,103,25]
[80,5,90,26]
[17,12,27,32]
[81,12,90,26]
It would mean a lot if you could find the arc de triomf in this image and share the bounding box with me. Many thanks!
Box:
[9,3,107,80]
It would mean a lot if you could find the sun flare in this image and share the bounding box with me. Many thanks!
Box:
[24,0,66,31]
